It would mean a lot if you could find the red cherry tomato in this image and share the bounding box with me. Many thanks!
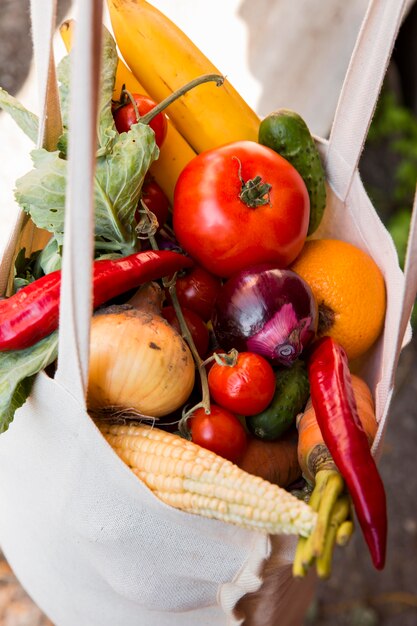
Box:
[113,93,168,148]
[208,351,276,416]
[189,404,247,463]
[173,140,309,277]
[137,177,170,230]
[162,305,209,358]
[171,265,222,322]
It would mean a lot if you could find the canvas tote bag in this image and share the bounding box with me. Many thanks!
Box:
[0,1,415,625]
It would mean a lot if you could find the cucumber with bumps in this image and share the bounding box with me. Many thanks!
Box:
[258,109,326,235]
[246,359,310,441]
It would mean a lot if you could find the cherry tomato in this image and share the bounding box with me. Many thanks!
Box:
[173,140,310,277]
[208,351,276,415]
[136,177,170,230]
[170,265,222,321]
[162,305,209,358]
[113,93,168,148]
[189,404,247,463]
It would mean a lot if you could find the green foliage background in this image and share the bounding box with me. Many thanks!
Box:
[363,86,417,326]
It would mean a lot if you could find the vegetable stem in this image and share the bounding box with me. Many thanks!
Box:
[146,230,211,434]
[312,470,344,556]
[140,74,225,125]
[316,496,351,579]
[293,538,307,578]
[336,519,355,547]
[168,282,212,432]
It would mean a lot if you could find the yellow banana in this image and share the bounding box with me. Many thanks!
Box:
[106,0,261,154]
[59,19,196,203]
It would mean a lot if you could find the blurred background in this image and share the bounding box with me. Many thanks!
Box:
[0,1,416,625]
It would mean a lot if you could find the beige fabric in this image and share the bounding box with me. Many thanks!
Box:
[0,0,414,625]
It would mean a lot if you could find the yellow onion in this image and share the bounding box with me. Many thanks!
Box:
[87,283,195,418]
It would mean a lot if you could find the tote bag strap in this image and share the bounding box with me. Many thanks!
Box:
[51,1,103,403]
[30,0,102,403]
[325,0,407,201]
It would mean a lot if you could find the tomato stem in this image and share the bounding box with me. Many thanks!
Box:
[140,73,225,125]
[145,216,211,435]
[234,157,272,208]
[212,348,238,367]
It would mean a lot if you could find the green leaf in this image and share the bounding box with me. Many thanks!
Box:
[14,150,67,244]
[15,122,157,255]
[57,24,118,157]
[93,122,158,253]
[0,332,58,434]
[37,237,62,275]
[0,87,38,143]
[96,25,119,154]
[13,247,43,292]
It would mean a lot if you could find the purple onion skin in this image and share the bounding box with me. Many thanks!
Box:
[212,264,318,366]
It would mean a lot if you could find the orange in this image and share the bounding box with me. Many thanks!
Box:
[291,239,386,360]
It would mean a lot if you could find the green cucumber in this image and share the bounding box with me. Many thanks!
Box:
[258,109,326,235]
[246,359,310,441]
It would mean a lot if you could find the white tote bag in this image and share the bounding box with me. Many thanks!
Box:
[0,1,415,625]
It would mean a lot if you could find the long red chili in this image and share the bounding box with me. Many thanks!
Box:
[0,250,193,352]
[307,336,387,570]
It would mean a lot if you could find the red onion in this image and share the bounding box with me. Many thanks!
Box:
[212,264,318,366]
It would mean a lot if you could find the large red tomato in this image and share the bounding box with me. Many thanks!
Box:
[173,141,310,278]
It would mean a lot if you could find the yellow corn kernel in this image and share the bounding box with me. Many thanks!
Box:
[98,422,316,537]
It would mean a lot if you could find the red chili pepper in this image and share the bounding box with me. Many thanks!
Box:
[0,250,193,352]
[307,336,387,570]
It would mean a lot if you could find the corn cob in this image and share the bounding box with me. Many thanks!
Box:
[106,0,261,154]
[98,421,317,537]
[59,19,197,203]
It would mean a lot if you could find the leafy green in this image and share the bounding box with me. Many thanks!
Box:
[15,150,67,243]
[37,238,62,275]
[14,25,158,257]
[0,332,58,434]
[0,87,38,142]
[15,122,156,256]
[93,123,157,254]
[13,247,42,291]
[57,26,118,156]
[12,240,61,292]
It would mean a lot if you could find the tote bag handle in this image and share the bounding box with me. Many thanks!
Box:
[325,0,407,201]
[54,0,103,402]
[323,0,417,383]
[29,0,103,404]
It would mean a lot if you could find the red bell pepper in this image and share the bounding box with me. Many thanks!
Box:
[0,250,193,352]
[307,336,387,570]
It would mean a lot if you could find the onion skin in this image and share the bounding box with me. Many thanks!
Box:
[87,304,195,418]
[212,264,318,366]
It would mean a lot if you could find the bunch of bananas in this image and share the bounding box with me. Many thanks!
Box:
[60,0,260,204]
